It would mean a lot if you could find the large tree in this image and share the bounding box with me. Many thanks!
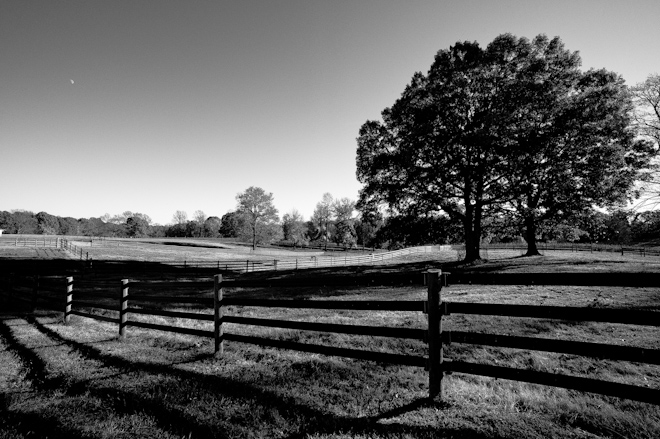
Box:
[630,74,660,208]
[496,37,654,255]
[235,186,281,249]
[357,37,519,261]
[631,74,660,146]
[357,34,654,262]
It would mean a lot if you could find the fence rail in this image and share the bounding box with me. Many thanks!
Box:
[1,270,658,405]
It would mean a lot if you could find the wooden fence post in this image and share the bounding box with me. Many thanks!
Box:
[65,276,73,324]
[426,270,443,400]
[119,279,129,339]
[214,274,224,356]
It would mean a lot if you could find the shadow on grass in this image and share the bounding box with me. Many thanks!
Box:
[0,315,503,439]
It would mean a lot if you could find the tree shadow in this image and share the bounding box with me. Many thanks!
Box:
[0,316,506,439]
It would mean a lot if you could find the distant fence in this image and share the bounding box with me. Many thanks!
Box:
[0,237,60,248]
[479,242,660,258]
[1,270,658,405]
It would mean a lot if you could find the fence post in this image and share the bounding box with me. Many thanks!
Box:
[426,270,443,400]
[119,279,129,339]
[65,276,73,324]
[214,274,224,356]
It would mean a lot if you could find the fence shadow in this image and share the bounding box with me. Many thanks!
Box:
[0,315,502,439]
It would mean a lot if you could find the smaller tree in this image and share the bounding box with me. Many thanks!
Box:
[172,210,188,225]
[236,187,281,249]
[219,211,244,238]
[36,211,60,235]
[311,193,335,248]
[126,216,150,238]
[203,216,222,238]
[193,210,206,237]
[332,198,357,248]
[282,210,308,247]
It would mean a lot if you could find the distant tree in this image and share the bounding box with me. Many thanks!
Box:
[311,193,334,247]
[36,211,60,235]
[81,217,106,237]
[126,216,150,238]
[235,186,281,249]
[332,198,357,247]
[193,210,206,237]
[108,211,134,225]
[133,213,152,225]
[0,211,18,234]
[219,211,244,238]
[631,210,660,243]
[58,217,81,236]
[165,223,186,237]
[630,74,660,208]
[203,216,222,238]
[149,224,167,238]
[10,210,38,234]
[282,210,308,247]
[631,74,660,147]
[354,210,384,248]
[172,210,188,225]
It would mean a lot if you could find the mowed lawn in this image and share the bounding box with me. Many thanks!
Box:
[0,248,659,438]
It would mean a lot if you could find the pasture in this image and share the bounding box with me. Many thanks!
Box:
[0,242,659,438]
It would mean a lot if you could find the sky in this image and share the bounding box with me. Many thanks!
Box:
[2,0,659,225]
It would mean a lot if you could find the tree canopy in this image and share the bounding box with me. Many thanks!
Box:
[356,33,655,262]
[235,186,281,249]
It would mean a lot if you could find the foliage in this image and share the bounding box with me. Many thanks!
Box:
[36,211,60,235]
[203,216,222,238]
[172,210,188,225]
[332,198,357,247]
[235,186,281,249]
[375,214,462,248]
[126,215,151,238]
[357,33,655,261]
[354,212,383,248]
[631,73,660,147]
[282,210,308,247]
[193,210,206,237]
[310,193,334,243]
[219,211,245,238]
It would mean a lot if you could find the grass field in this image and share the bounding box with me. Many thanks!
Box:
[1,245,659,438]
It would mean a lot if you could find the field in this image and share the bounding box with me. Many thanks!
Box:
[1,242,659,438]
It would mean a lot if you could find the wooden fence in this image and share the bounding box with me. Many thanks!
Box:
[478,242,660,258]
[0,237,61,248]
[1,271,658,405]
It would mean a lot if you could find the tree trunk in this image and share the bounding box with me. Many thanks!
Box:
[462,205,482,263]
[524,215,541,256]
